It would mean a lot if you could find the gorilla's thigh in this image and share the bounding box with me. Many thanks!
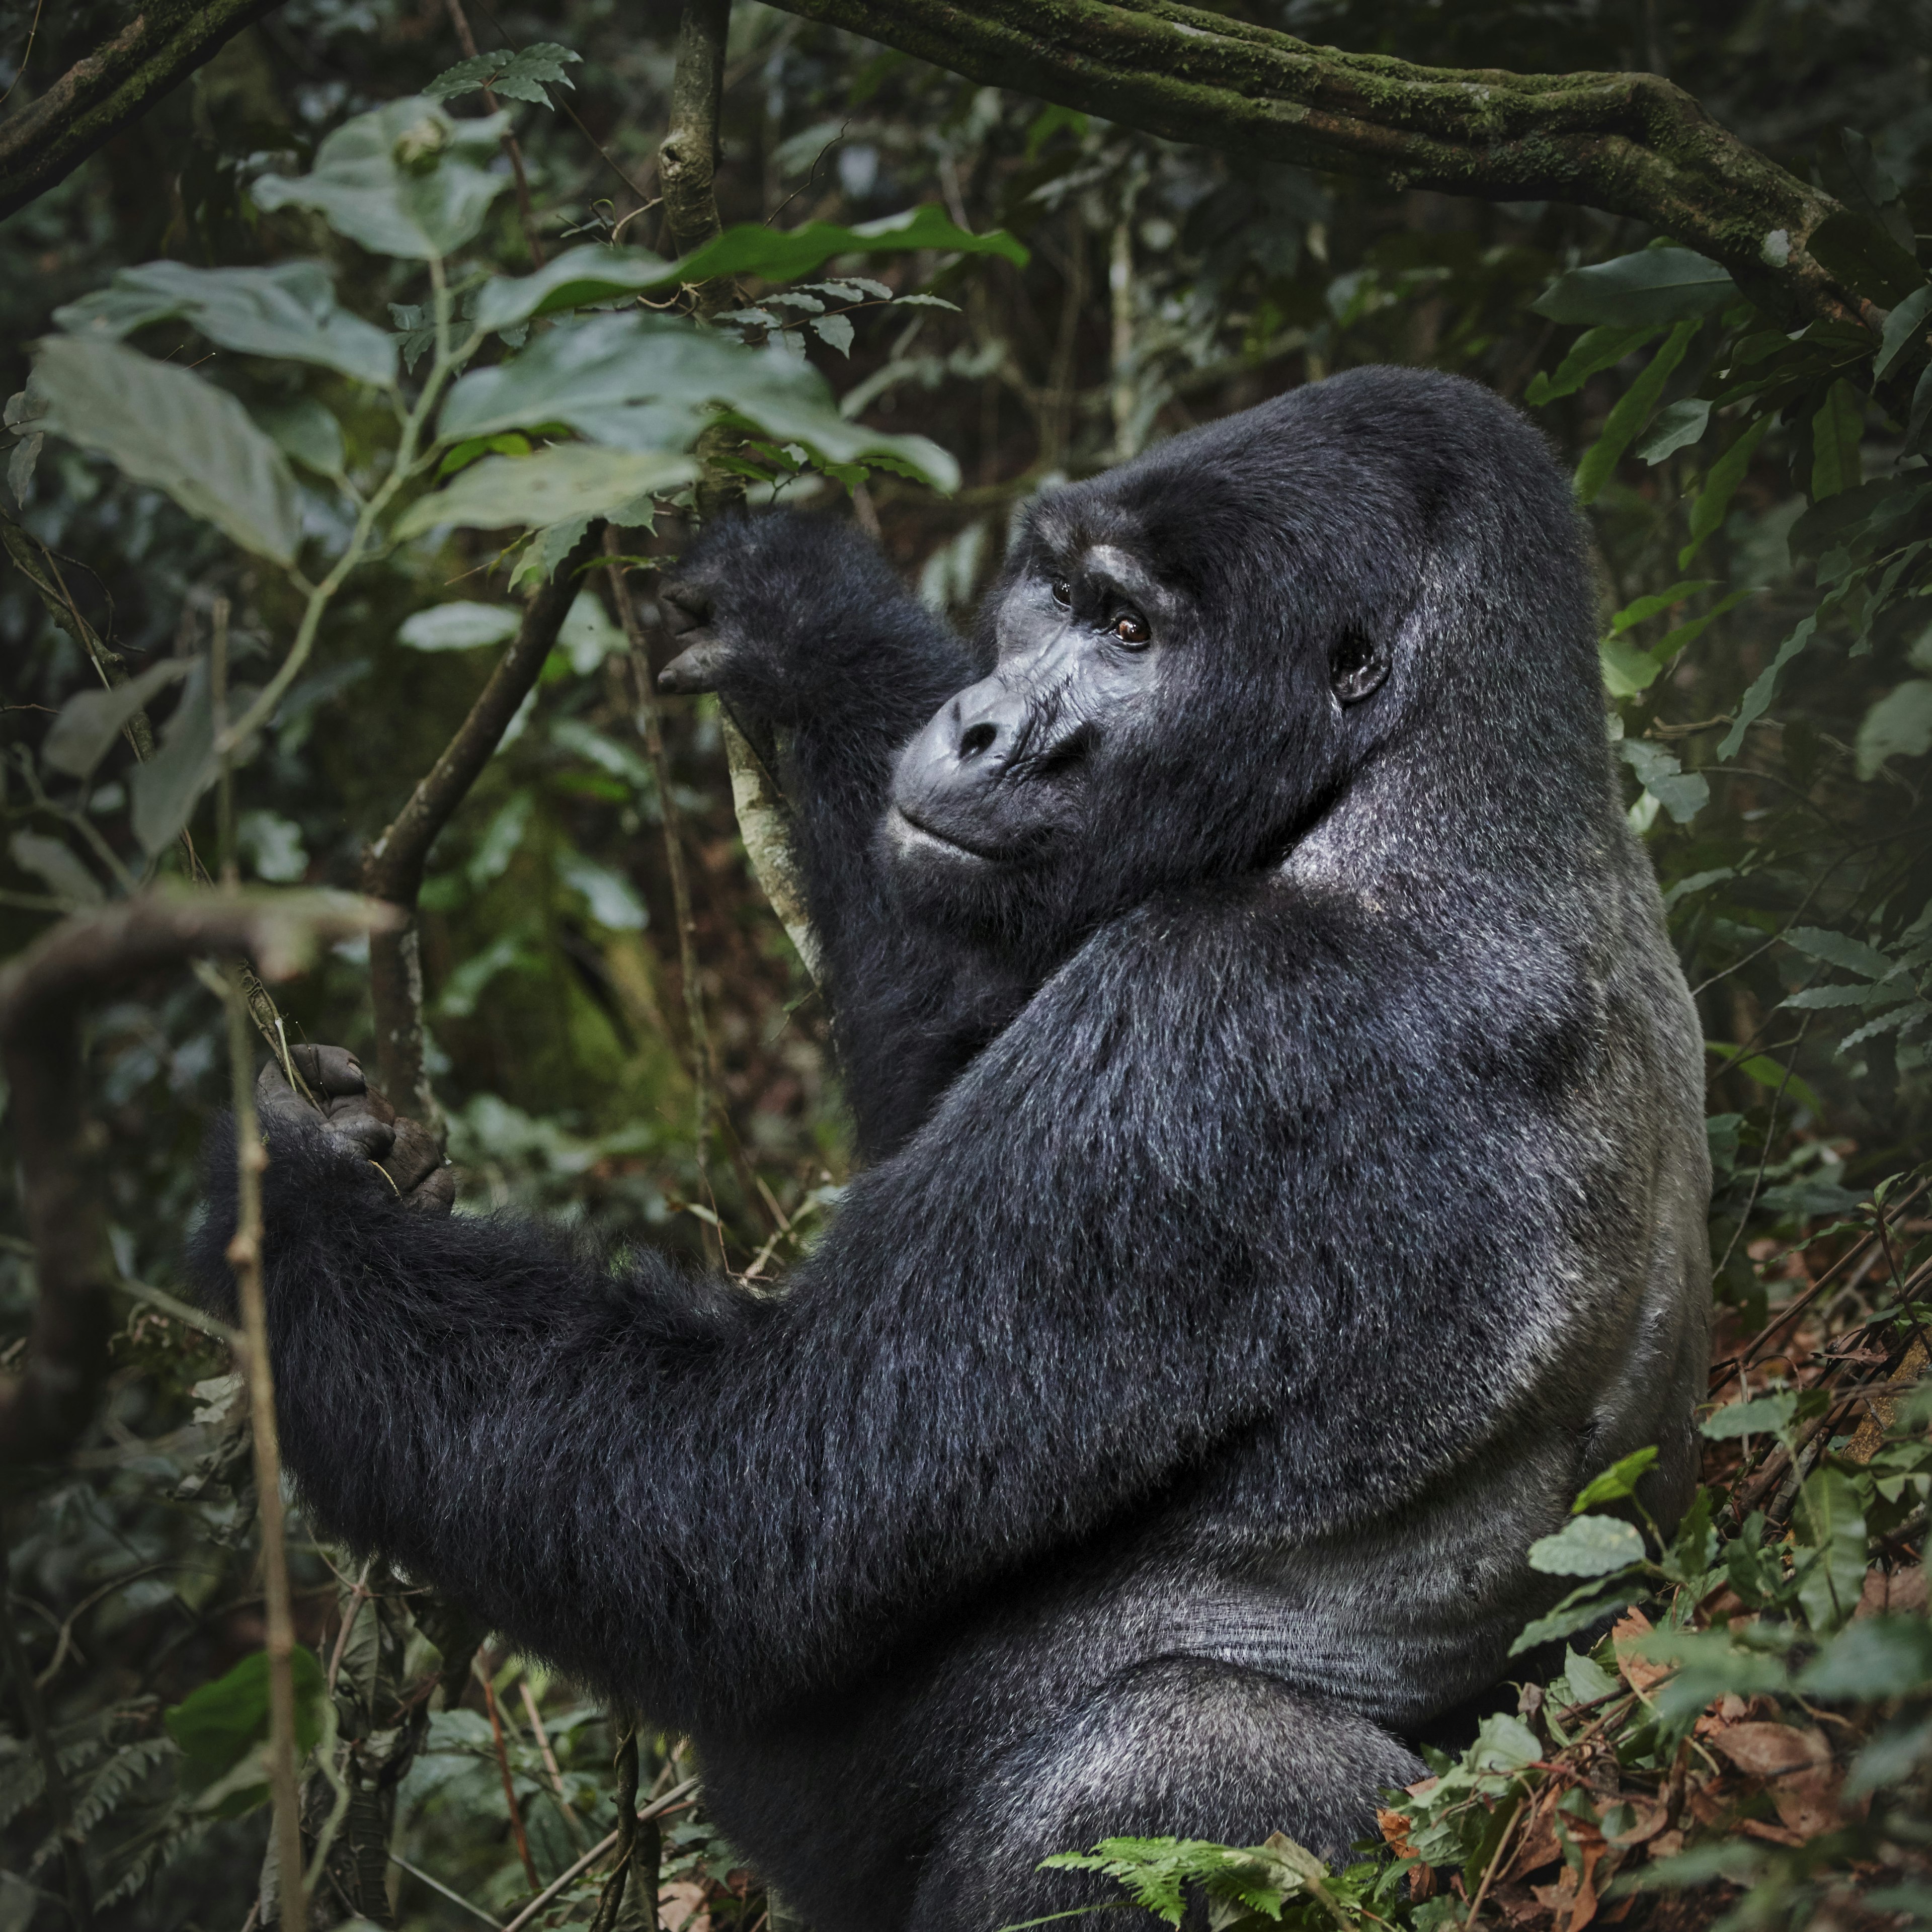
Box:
[908,1657,1422,1932]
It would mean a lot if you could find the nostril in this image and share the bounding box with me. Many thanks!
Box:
[959,721,998,759]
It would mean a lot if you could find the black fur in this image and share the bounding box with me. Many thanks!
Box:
[190,369,1711,1931]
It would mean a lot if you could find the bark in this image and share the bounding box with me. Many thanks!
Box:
[0,891,390,1466]
[756,0,1855,324]
[0,0,284,220]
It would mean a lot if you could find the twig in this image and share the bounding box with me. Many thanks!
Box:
[442,0,545,266]
[479,1662,540,1888]
[589,1717,643,1932]
[497,1777,701,1932]
[521,1680,590,1849]
[392,1854,507,1929]
[362,522,607,1132]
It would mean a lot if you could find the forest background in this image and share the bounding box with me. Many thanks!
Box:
[2,2,1931,1930]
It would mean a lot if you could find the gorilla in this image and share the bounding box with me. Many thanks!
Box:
[192,367,1712,1932]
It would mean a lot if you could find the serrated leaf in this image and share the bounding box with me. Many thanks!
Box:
[1701,1391,1799,1440]
[396,602,522,651]
[34,337,303,564]
[667,203,1027,288]
[393,446,698,539]
[1534,248,1734,327]
[471,245,677,331]
[1571,1446,1660,1512]
[7,832,104,905]
[42,658,188,778]
[1528,1514,1646,1577]
[252,97,511,261]
[54,261,395,388]
[425,42,581,106]
[1783,925,1896,979]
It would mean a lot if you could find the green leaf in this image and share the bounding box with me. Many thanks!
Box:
[1797,1616,1932,1701]
[1620,738,1709,822]
[1637,397,1711,462]
[669,204,1028,286]
[1856,679,1932,776]
[425,41,581,106]
[1575,318,1700,505]
[471,245,677,331]
[1876,284,1932,381]
[54,260,396,388]
[1525,324,1659,406]
[393,446,700,539]
[1562,1646,1618,1704]
[41,657,188,778]
[1679,413,1772,568]
[1571,1446,1660,1512]
[1527,1514,1646,1577]
[256,397,347,480]
[1533,248,1734,327]
[1843,128,1902,208]
[165,1646,326,1801]
[812,312,856,357]
[1608,580,1721,632]
[130,660,216,855]
[1661,1488,1718,1586]
[1811,377,1865,500]
[1783,926,1897,980]
[1792,1465,1869,1633]
[1719,612,1816,759]
[1847,1715,1932,1798]
[396,602,523,651]
[1700,1399,1800,1445]
[1510,1580,1646,1655]
[1806,209,1926,308]
[252,97,512,261]
[7,832,103,905]
[33,337,303,565]
[558,850,647,930]
[1603,589,1754,696]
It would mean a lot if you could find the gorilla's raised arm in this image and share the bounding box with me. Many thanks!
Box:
[190,884,1539,1735]
[658,514,1031,1157]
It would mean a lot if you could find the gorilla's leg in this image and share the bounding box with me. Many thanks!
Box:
[908,1658,1421,1932]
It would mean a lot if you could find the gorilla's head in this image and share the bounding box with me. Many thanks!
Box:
[887,366,1606,957]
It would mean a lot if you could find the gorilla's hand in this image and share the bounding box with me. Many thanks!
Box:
[655,575,734,698]
[258,1044,455,1216]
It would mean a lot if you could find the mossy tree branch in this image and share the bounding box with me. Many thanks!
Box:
[0,0,284,221]
[759,0,1857,325]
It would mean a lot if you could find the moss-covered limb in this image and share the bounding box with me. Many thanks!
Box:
[760,0,1854,323]
[0,0,284,221]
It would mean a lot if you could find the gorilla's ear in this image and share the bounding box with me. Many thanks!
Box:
[1329,627,1390,704]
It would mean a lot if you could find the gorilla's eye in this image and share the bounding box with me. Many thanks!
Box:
[1112,611,1151,648]
[1051,578,1073,607]
[1330,628,1390,703]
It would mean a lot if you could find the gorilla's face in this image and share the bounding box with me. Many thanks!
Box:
[886,543,1171,875]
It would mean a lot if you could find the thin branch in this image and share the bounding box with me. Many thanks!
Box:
[361,524,606,1131]
[494,1776,700,1932]
[479,1663,540,1889]
[443,0,545,266]
[0,892,390,1467]
[0,0,283,219]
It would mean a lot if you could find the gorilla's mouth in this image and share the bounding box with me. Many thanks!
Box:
[889,804,1006,863]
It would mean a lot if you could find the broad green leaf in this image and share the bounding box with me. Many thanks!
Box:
[1603,590,1754,697]
[1700,1399,1800,1445]
[256,397,347,479]
[42,657,188,778]
[8,831,103,905]
[1792,1465,1868,1633]
[1856,679,1932,776]
[471,245,677,331]
[1571,1446,1660,1513]
[54,261,395,388]
[34,337,303,565]
[1797,1616,1932,1701]
[1843,127,1902,209]
[1806,208,1925,308]
[425,41,581,106]
[1719,612,1816,758]
[1661,1488,1718,1585]
[1608,580,1721,633]
[393,446,699,538]
[1562,1646,1618,1704]
[1533,248,1733,327]
[1509,1580,1646,1655]
[811,312,856,357]
[1847,1714,1932,1799]
[557,590,626,672]
[252,97,511,261]
[1524,324,1658,406]
[669,204,1028,287]
[1783,926,1896,980]
[1527,1514,1646,1577]
[165,1645,326,1803]
[1876,284,1932,381]
[1679,413,1772,568]
[130,661,217,855]
[558,850,647,929]
[1637,397,1711,462]
[1620,738,1708,822]
[397,602,522,651]
[1811,377,1865,500]
[1575,318,1699,505]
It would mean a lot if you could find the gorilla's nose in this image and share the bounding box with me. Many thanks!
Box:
[891,674,1033,852]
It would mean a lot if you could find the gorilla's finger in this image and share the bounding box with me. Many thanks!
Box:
[403,1165,457,1216]
[659,637,731,694]
[380,1118,444,1194]
[660,583,710,634]
[320,1097,396,1161]
[289,1044,368,1100]
[256,1057,324,1130]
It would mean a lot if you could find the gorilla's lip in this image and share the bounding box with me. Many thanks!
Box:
[890,804,1007,863]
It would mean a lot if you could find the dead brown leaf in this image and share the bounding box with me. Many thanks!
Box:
[1612,1608,1671,1701]
[1856,1563,1929,1619]
[658,1880,711,1932]
[1706,1723,1841,1837]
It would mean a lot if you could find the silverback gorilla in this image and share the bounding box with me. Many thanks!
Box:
[192,367,1712,1931]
